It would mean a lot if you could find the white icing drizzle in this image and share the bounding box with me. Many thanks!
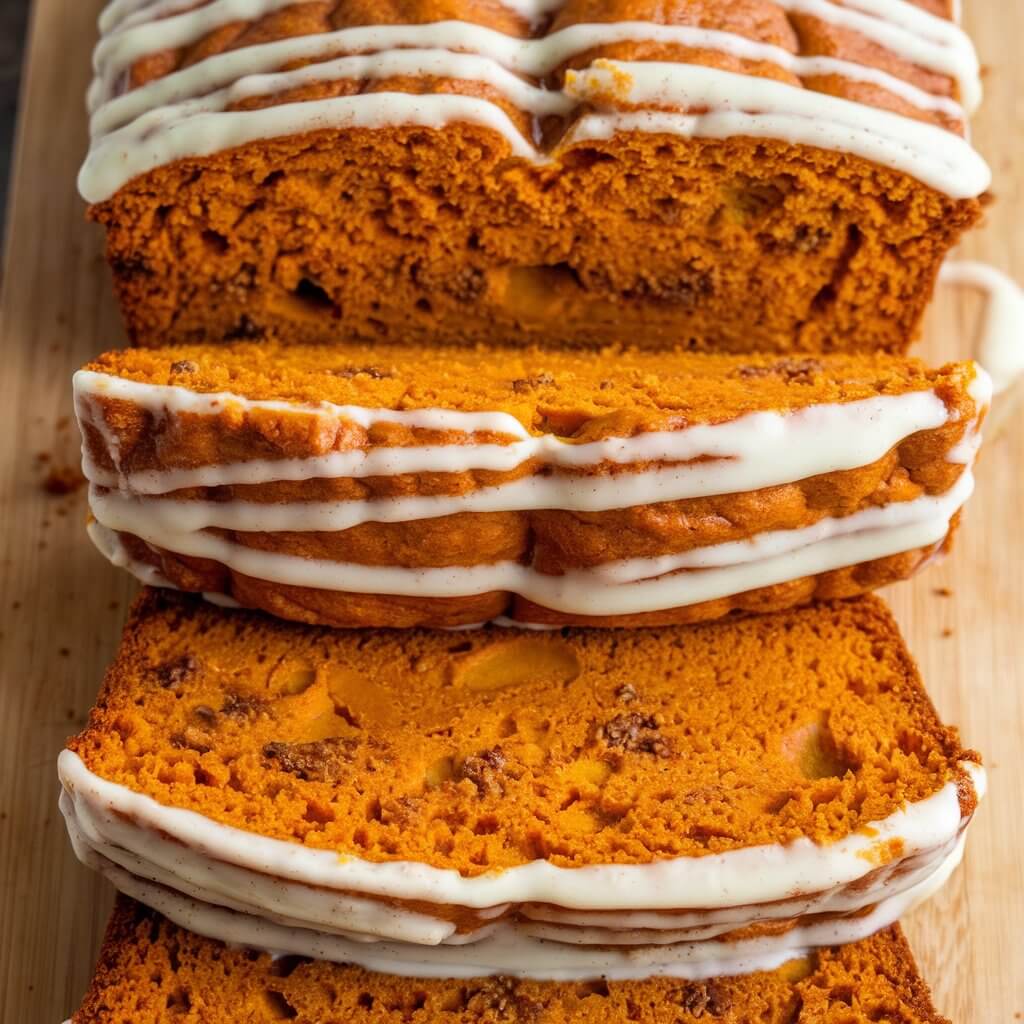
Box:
[940,261,1024,397]
[77,367,987,618]
[82,94,539,206]
[62,781,959,947]
[72,839,964,980]
[87,520,241,610]
[88,20,966,135]
[57,750,983,914]
[85,458,974,534]
[76,367,531,443]
[87,516,178,589]
[88,471,973,616]
[100,0,209,35]
[773,0,981,112]
[513,841,957,938]
[60,750,980,976]
[90,0,980,108]
[562,61,986,198]
[82,0,987,203]
[74,369,961,498]
[98,0,563,41]
[79,65,987,205]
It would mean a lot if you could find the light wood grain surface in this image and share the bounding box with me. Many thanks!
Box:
[0,2,1020,1021]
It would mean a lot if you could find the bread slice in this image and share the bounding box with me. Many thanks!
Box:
[70,898,951,1024]
[83,1,987,353]
[60,591,982,978]
[75,342,988,628]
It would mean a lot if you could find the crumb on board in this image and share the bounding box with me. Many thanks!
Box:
[41,465,85,496]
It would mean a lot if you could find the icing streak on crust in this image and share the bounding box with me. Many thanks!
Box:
[71,349,988,626]
[940,261,1024,398]
[80,0,989,202]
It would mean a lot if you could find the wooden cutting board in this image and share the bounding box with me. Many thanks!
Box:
[0,2,1020,1020]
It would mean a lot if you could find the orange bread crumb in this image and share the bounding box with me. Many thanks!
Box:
[84,342,980,430]
[68,590,976,875]
[72,899,951,1024]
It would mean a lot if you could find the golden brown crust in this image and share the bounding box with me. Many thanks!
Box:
[73,898,952,1024]
[67,590,974,873]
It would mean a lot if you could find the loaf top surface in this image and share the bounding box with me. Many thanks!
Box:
[99,0,967,132]
[68,589,977,874]
[82,342,982,434]
[82,0,989,204]
[73,898,950,1024]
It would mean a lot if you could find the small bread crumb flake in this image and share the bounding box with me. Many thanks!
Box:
[565,60,636,106]
[857,837,905,867]
[41,465,86,496]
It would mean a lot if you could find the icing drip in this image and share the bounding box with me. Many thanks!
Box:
[58,750,984,912]
[71,840,964,980]
[79,75,988,205]
[87,516,177,590]
[940,261,1024,397]
[85,460,975,534]
[562,61,985,197]
[91,0,980,110]
[87,521,243,610]
[99,0,564,39]
[65,786,960,947]
[88,471,974,616]
[83,0,987,202]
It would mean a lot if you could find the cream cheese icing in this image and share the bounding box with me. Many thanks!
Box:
[86,459,975,538]
[76,367,987,618]
[62,785,961,948]
[60,748,980,978]
[562,61,985,198]
[89,20,966,139]
[72,841,965,980]
[941,261,1024,398]
[89,0,981,111]
[82,0,988,203]
[86,472,971,615]
[87,522,243,611]
[776,0,980,112]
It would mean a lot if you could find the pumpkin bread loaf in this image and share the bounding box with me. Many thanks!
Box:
[76,341,989,628]
[60,590,982,976]
[70,899,952,1024]
[83,0,988,352]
